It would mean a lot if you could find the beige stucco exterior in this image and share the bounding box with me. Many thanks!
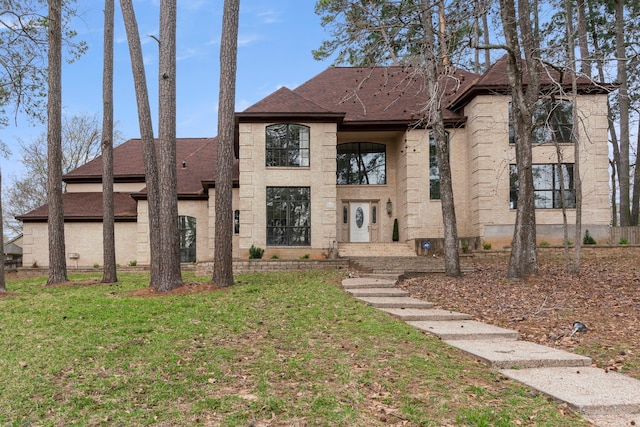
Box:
[22,222,138,268]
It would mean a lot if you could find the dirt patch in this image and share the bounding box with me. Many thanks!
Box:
[130,281,229,297]
[399,251,640,379]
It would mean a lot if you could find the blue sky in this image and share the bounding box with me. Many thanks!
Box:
[1,0,335,178]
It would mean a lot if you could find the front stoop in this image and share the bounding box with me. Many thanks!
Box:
[501,367,640,417]
[446,339,592,369]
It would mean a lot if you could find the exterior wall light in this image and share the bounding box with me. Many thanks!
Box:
[386,198,393,216]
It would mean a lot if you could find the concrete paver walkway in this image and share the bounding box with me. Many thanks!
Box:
[343,274,640,427]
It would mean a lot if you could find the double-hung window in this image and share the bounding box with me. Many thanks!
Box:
[266,124,310,167]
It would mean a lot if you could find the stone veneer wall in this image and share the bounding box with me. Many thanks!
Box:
[238,122,338,258]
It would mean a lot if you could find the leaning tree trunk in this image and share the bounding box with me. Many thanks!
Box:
[101,0,117,284]
[156,0,183,292]
[120,0,161,286]
[213,0,240,287]
[46,0,68,285]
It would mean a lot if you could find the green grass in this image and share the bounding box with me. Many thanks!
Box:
[0,271,590,426]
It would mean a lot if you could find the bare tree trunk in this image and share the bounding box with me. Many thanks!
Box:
[611,159,618,227]
[101,0,117,284]
[632,121,640,224]
[420,0,460,277]
[588,0,620,226]
[120,0,161,287]
[576,0,591,76]
[500,0,539,279]
[0,171,5,293]
[213,0,240,287]
[156,0,183,292]
[614,0,631,226]
[554,140,570,269]
[482,0,491,72]
[46,0,68,285]
[566,0,582,273]
[474,0,480,73]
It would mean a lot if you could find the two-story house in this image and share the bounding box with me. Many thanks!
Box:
[18,58,612,267]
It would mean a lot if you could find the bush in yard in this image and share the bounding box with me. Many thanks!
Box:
[583,230,596,245]
[249,245,264,259]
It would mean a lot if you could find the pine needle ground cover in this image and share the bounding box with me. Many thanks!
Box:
[0,271,588,426]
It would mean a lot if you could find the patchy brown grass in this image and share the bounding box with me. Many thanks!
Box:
[399,249,640,380]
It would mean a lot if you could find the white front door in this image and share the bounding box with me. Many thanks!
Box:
[350,202,370,242]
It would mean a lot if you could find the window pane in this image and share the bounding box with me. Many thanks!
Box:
[510,100,574,144]
[178,215,196,262]
[266,124,310,167]
[266,187,311,246]
[336,142,386,185]
[510,163,575,209]
[429,132,449,200]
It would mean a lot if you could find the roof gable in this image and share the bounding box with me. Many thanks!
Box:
[243,87,335,115]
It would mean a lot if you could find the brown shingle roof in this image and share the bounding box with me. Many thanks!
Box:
[239,66,479,126]
[17,192,138,222]
[244,87,337,115]
[64,137,239,197]
[448,55,613,110]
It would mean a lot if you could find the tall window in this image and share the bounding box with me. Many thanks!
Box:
[266,187,311,246]
[510,164,575,209]
[336,142,386,185]
[266,124,310,167]
[429,131,449,200]
[178,216,196,262]
[509,99,574,144]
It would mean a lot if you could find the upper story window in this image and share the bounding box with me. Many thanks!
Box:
[509,99,574,144]
[337,142,386,185]
[266,124,310,167]
[429,131,450,200]
[510,163,575,209]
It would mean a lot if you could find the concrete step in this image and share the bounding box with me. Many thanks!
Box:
[446,339,592,369]
[586,414,640,427]
[355,296,434,309]
[381,307,473,321]
[339,243,417,257]
[500,367,640,417]
[346,288,409,298]
[342,277,397,289]
[407,320,519,340]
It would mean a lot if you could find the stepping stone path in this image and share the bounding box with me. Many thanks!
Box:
[342,275,640,427]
